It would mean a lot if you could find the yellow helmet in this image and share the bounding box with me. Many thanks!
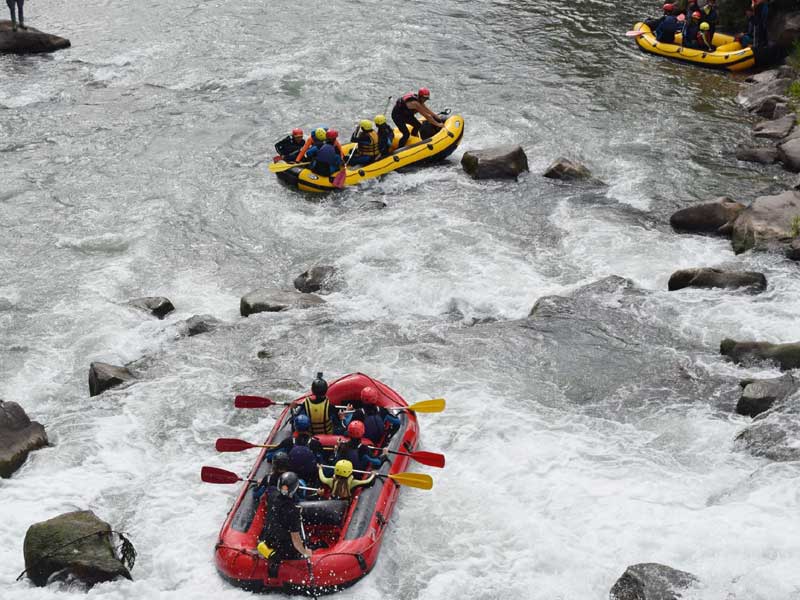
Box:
[360,119,374,131]
[314,128,327,141]
[334,459,353,478]
[374,114,387,126]
[699,21,709,30]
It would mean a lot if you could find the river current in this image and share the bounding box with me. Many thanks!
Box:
[2,1,800,599]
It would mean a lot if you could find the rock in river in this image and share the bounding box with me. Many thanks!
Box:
[542,157,596,182]
[0,20,71,54]
[669,197,745,235]
[667,268,766,292]
[294,265,338,294]
[736,78,792,112]
[721,338,800,370]
[609,563,699,600]
[736,374,799,418]
[730,190,800,254]
[0,400,48,478]
[752,113,796,139]
[735,388,800,462]
[240,288,325,316]
[127,296,175,319]
[735,144,778,164]
[460,145,529,180]
[88,362,136,397]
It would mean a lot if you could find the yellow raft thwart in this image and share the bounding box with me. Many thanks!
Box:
[632,22,756,71]
[274,114,464,193]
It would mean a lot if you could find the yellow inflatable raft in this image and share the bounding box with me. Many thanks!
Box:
[274,114,464,193]
[632,22,756,71]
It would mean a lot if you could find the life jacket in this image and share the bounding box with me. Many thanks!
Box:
[288,445,317,481]
[304,397,333,434]
[363,414,385,446]
[357,130,380,158]
[395,93,419,115]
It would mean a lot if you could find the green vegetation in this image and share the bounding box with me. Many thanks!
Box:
[789,40,800,73]
[791,215,800,238]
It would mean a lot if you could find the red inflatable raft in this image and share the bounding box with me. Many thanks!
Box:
[214,373,420,594]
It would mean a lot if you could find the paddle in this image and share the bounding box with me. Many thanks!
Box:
[215,438,277,452]
[268,161,309,173]
[334,398,445,414]
[201,466,320,493]
[368,447,445,468]
[236,394,445,414]
[332,130,359,189]
[298,516,317,598]
[234,395,296,409]
[321,466,433,490]
[625,30,647,37]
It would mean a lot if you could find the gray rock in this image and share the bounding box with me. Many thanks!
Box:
[530,275,635,316]
[773,103,791,119]
[735,144,778,164]
[737,78,792,111]
[745,66,795,84]
[753,113,796,139]
[781,126,800,144]
[669,197,746,235]
[787,238,800,261]
[294,265,338,294]
[128,296,174,319]
[178,314,221,337]
[543,157,596,182]
[734,389,800,462]
[667,268,766,292]
[770,10,800,49]
[240,288,325,316]
[0,20,71,54]
[720,338,800,370]
[778,137,800,172]
[461,145,529,180]
[0,400,48,478]
[609,563,699,600]
[749,95,790,119]
[88,362,135,397]
[737,374,799,417]
[23,510,132,587]
[730,190,800,253]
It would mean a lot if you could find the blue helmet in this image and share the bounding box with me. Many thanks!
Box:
[294,414,311,432]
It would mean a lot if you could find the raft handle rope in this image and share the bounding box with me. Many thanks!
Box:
[16,529,136,581]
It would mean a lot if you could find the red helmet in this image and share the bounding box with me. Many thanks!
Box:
[347,420,365,440]
[692,10,701,18]
[360,386,379,404]
[326,129,338,140]
[418,87,430,98]
[291,128,303,137]
[662,3,674,11]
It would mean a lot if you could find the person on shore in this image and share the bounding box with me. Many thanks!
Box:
[751,0,768,49]
[296,372,347,435]
[391,88,445,148]
[349,120,381,166]
[654,5,682,42]
[700,0,718,41]
[318,459,377,501]
[374,115,395,157]
[294,128,327,163]
[681,11,702,48]
[7,0,26,31]
[697,21,714,51]
[257,472,312,564]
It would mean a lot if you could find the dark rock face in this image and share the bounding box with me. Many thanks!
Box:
[730,190,800,254]
[240,288,325,316]
[669,197,746,235]
[735,144,778,164]
[736,78,792,111]
[787,238,800,260]
[460,145,529,180]
[721,339,800,370]
[770,10,800,48]
[667,268,767,292]
[735,388,800,462]
[128,296,174,319]
[178,314,221,337]
[0,400,48,478]
[752,113,796,139]
[0,20,71,54]
[23,510,132,587]
[543,157,595,182]
[609,563,699,600]
[778,137,800,172]
[737,374,799,417]
[88,362,135,397]
[294,265,337,294]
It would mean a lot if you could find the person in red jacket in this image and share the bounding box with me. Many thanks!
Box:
[391,88,445,148]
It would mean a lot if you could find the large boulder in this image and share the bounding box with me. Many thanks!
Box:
[88,362,135,397]
[735,144,778,164]
[736,374,799,417]
[461,145,529,180]
[734,389,800,462]
[240,288,325,316]
[752,113,796,139]
[127,296,174,319]
[294,265,338,294]
[720,338,800,370]
[543,157,598,182]
[748,95,791,119]
[778,137,800,172]
[745,65,795,85]
[609,563,699,600]
[0,400,48,478]
[730,190,800,253]
[0,21,71,54]
[667,268,767,292]
[669,197,746,235]
[736,78,792,111]
[23,510,132,587]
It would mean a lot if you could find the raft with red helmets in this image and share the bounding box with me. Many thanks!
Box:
[213,373,420,594]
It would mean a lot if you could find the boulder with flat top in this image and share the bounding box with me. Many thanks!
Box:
[543,157,598,182]
[294,265,338,294]
[0,21,71,54]
[88,362,136,397]
[721,338,800,370]
[461,145,529,180]
[609,563,699,600]
[0,400,48,478]
[737,78,792,111]
[737,374,799,417]
[669,197,745,235]
[778,137,800,172]
[730,190,800,254]
[667,268,766,292]
[240,288,325,316]
[752,113,796,139]
[735,144,779,164]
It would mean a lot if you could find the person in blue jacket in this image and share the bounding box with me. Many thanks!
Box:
[655,5,682,43]
[682,11,703,48]
[333,420,388,473]
[751,0,768,49]
[344,386,401,446]
[310,133,343,176]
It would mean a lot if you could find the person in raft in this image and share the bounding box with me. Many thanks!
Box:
[258,472,312,564]
[391,88,445,148]
[654,4,682,42]
[697,21,714,51]
[296,372,347,436]
[334,420,388,472]
[7,0,26,31]
[681,11,703,48]
[318,459,377,501]
[349,120,381,166]
[375,115,395,157]
[343,386,400,447]
[310,129,345,177]
[734,5,755,47]
[253,451,290,501]
[275,128,305,162]
[700,0,718,40]
[294,127,327,163]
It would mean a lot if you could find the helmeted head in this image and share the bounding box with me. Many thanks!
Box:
[314,128,327,141]
[662,3,675,13]
[326,129,338,141]
[311,372,328,400]
[360,386,379,404]
[691,10,701,20]
[334,459,353,478]
[360,119,374,131]
[374,114,387,126]
[418,87,430,100]
[677,13,686,22]
[278,471,300,497]
[347,419,365,440]
[699,21,710,30]
[292,128,303,140]
[294,414,311,433]
[272,451,290,472]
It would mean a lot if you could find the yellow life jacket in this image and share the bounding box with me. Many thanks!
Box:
[304,397,332,434]
[358,130,380,158]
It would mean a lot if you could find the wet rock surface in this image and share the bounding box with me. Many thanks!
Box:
[752,113,796,139]
[669,197,745,235]
[730,190,800,254]
[736,374,799,418]
[461,145,529,180]
[736,78,792,111]
[721,338,800,370]
[609,562,699,600]
[294,265,338,294]
[240,288,325,316]
[667,268,766,292]
[177,314,221,337]
[0,20,71,54]
[127,296,174,319]
[778,137,800,172]
[543,157,601,183]
[88,362,136,397]
[0,400,48,478]
[735,389,800,462]
[735,144,779,164]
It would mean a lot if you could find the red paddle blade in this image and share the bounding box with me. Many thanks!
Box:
[215,438,257,452]
[410,450,446,468]
[332,168,347,189]
[201,466,242,484]
[234,395,275,409]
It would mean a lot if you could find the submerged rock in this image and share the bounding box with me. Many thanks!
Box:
[669,197,745,235]
[23,510,132,587]
[240,288,325,316]
[177,314,221,337]
[294,265,338,294]
[0,400,48,478]
[127,296,174,319]
[752,113,796,139]
[360,200,386,211]
[667,268,766,292]
[737,78,792,111]
[609,563,699,600]
[735,388,800,462]
[543,157,596,182]
[0,20,71,54]
[735,144,778,164]
[720,338,800,370]
[88,362,135,397]
[730,190,800,254]
[737,374,799,417]
[461,145,529,180]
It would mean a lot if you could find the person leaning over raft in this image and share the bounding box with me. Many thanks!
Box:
[258,472,312,564]
[7,0,26,31]
[391,87,445,148]
[274,128,305,162]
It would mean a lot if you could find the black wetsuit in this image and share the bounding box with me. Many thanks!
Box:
[7,0,24,26]
[261,489,304,560]
[391,94,423,148]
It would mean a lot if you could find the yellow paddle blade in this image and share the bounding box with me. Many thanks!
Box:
[268,161,309,173]
[387,472,433,490]
[405,398,445,413]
